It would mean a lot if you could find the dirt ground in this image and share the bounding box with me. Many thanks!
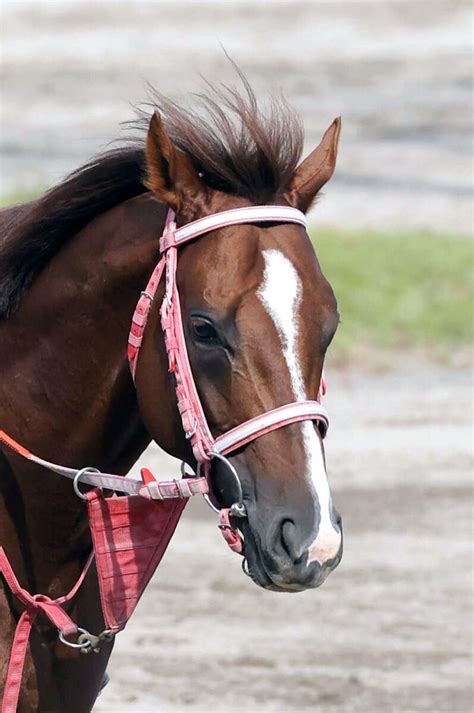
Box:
[94,362,473,713]
[1,0,472,234]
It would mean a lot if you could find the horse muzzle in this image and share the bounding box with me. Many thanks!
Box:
[242,512,343,592]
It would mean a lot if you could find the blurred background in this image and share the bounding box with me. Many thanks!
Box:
[1,1,472,712]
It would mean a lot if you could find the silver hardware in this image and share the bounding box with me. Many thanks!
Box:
[203,493,220,514]
[185,421,197,440]
[140,290,154,301]
[229,502,247,518]
[180,461,194,477]
[198,452,247,517]
[99,629,115,643]
[242,558,251,578]
[73,467,101,501]
[59,627,93,652]
[208,451,246,515]
[78,631,101,654]
[59,627,115,655]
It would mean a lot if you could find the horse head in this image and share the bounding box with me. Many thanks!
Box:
[134,109,343,592]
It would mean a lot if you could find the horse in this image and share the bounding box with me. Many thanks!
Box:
[0,81,342,711]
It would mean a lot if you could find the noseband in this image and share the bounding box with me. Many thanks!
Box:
[128,205,329,518]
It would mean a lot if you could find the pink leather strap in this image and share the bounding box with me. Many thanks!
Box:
[160,243,214,462]
[218,509,244,554]
[160,204,307,251]
[212,401,329,456]
[0,430,210,498]
[138,475,208,500]
[128,256,166,380]
[0,547,93,713]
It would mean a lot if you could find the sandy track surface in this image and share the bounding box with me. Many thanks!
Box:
[94,364,472,712]
[1,0,472,234]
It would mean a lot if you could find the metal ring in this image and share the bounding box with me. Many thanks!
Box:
[58,627,91,650]
[203,493,221,514]
[180,461,195,478]
[242,558,251,578]
[73,467,101,501]
[199,452,247,517]
[197,462,221,514]
[208,451,244,509]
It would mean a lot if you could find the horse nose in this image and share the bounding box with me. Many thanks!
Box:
[280,520,306,563]
[278,514,342,567]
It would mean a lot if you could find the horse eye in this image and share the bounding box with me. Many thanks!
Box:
[191,318,221,345]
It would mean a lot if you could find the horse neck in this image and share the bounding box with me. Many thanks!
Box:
[0,193,167,587]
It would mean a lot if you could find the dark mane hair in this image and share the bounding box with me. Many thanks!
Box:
[0,78,303,319]
[137,75,304,200]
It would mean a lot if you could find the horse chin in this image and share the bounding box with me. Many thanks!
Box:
[245,552,326,594]
[241,527,303,593]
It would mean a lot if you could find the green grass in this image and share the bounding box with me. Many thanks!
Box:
[0,187,44,207]
[311,227,473,359]
[2,189,472,360]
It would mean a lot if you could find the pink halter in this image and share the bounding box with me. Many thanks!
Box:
[128,206,329,485]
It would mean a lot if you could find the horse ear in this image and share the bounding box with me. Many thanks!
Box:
[286,117,341,213]
[145,111,205,214]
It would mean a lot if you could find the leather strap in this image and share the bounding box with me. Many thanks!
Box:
[160,205,307,251]
[0,547,93,713]
[213,401,329,456]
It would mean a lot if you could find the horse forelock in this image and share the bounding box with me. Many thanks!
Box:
[0,74,303,321]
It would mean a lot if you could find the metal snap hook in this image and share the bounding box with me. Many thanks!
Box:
[73,467,101,501]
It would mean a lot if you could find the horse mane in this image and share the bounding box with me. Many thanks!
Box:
[0,77,303,319]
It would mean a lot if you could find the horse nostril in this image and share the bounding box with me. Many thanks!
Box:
[280,519,305,564]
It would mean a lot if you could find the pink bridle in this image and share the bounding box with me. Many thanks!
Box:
[128,205,329,518]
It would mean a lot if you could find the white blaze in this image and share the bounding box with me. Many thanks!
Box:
[257,249,341,565]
